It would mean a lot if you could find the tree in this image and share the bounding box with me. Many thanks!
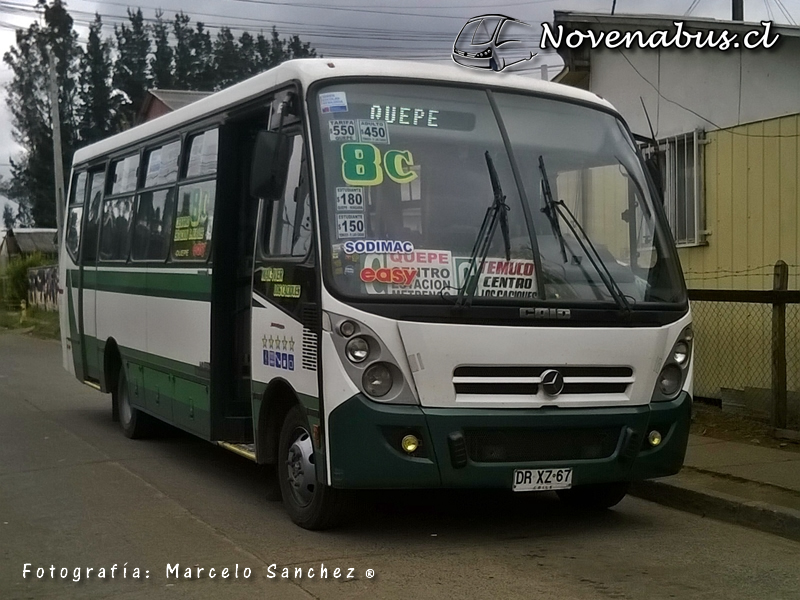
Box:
[2,204,14,230]
[3,0,80,228]
[78,14,120,144]
[213,28,242,89]
[238,32,258,79]
[190,22,214,90]
[150,10,173,89]
[172,12,193,90]
[114,8,150,127]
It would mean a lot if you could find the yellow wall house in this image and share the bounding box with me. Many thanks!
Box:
[552,12,800,418]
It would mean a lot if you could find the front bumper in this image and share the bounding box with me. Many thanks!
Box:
[328,392,691,489]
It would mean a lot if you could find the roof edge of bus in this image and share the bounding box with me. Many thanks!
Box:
[71,58,614,166]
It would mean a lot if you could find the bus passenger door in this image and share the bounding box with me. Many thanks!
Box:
[60,172,87,376]
[78,169,105,383]
[250,124,321,443]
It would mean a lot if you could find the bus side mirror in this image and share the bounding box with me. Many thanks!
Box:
[250,131,292,200]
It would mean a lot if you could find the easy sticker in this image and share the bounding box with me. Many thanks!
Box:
[360,266,417,286]
[335,187,364,212]
[320,91,348,113]
[337,213,365,239]
[358,120,389,144]
[329,120,357,141]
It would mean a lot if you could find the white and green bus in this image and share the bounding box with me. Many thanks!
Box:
[59,58,693,529]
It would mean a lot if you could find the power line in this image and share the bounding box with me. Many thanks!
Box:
[684,0,702,17]
[617,48,800,138]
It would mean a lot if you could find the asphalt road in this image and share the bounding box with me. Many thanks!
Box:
[1,332,799,600]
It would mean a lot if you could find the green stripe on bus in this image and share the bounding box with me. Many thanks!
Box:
[72,269,211,301]
[117,344,211,385]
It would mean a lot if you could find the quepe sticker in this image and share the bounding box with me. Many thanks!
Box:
[320,91,348,114]
[358,120,390,144]
[329,120,357,141]
[335,187,364,211]
[337,213,365,239]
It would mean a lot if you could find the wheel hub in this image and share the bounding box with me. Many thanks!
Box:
[285,429,315,506]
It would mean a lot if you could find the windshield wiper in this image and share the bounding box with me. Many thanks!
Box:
[538,156,568,264]
[538,155,631,313]
[555,200,632,313]
[455,151,512,308]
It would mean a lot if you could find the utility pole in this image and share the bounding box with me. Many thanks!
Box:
[732,0,744,21]
[48,49,65,244]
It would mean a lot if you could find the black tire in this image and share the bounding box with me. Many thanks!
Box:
[556,482,630,510]
[116,367,152,439]
[278,404,348,530]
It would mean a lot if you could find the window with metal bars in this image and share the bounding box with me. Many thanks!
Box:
[660,130,705,247]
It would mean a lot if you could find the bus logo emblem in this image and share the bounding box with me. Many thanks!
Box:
[540,369,565,397]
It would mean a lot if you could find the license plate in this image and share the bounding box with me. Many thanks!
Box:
[512,468,572,492]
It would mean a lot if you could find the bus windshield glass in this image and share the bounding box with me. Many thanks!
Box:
[314,83,685,306]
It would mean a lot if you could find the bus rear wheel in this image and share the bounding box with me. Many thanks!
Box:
[556,482,630,510]
[278,404,347,530]
[115,368,152,439]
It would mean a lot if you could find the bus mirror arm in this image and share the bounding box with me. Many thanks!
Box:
[250,130,292,200]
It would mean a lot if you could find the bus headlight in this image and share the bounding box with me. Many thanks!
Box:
[328,312,419,404]
[652,325,693,402]
[339,320,357,337]
[363,363,393,397]
[345,337,369,363]
[672,341,689,365]
[658,364,682,397]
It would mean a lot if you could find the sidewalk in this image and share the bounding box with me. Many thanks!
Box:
[631,434,800,541]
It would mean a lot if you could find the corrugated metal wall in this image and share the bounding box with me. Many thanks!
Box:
[682,113,800,406]
[681,113,800,290]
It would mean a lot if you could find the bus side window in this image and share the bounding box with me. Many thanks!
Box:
[81,170,106,264]
[99,196,134,261]
[132,189,175,261]
[66,171,87,261]
[264,135,310,258]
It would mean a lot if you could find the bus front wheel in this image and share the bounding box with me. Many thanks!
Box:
[556,482,630,509]
[278,404,347,530]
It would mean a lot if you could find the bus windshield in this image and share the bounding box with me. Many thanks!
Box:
[314,82,685,306]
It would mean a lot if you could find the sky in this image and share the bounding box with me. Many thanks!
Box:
[1,0,799,221]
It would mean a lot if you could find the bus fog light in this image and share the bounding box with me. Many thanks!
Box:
[672,341,689,365]
[401,434,419,453]
[648,430,662,447]
[363,363,392,397]
[658,364,682,397]
[339,320,356,337]
[345,337,369,363]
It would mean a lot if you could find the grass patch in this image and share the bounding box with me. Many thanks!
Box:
[0,307,60,340]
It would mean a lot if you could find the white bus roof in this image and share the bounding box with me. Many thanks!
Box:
[72,58,615,166]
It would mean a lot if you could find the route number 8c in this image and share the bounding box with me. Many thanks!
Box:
[341,143,418,187]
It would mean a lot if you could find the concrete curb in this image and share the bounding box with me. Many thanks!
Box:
[630,479,800,543]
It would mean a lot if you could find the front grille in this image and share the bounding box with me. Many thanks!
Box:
[453,366,634,397]
[465,427,621,463]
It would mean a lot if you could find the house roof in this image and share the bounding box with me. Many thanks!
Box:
[8,228,58,255]
[553,11,800,37]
